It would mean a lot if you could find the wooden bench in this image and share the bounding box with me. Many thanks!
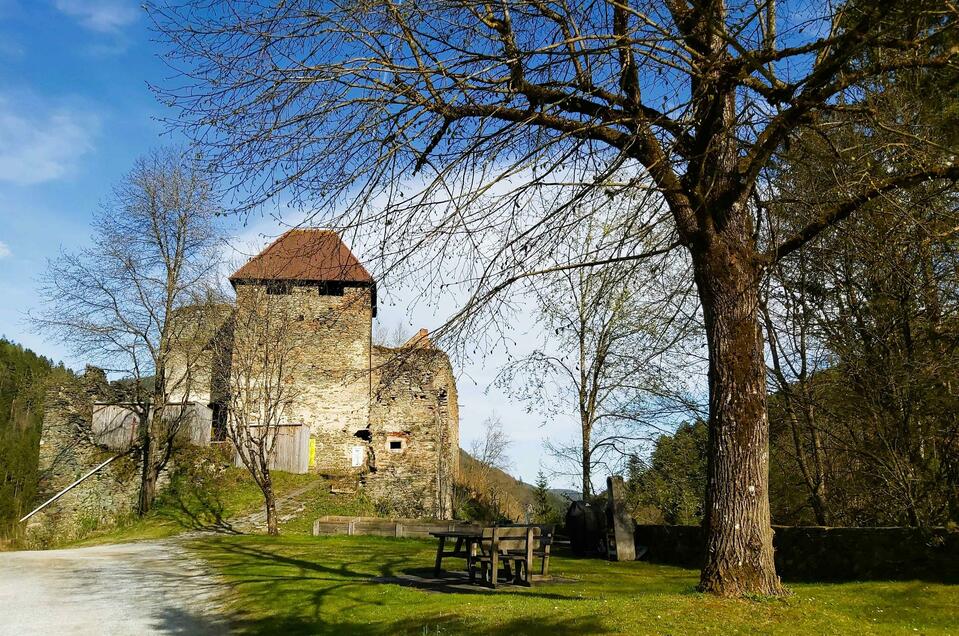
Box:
[530,524,555,580]
[469,525,541,588]
[499,524,555,580]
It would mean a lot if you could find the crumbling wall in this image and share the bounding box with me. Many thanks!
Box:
[365,346,459,519]
[166,303,235,408]
[28,369,140,547]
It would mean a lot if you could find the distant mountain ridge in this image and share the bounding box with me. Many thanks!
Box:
[457,449,567,521]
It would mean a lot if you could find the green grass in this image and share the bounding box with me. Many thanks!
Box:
[277,482,374,535]
[188,534,959,635]
[68,467,323,547]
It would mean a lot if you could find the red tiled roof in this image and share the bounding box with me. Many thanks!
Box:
[230,229,373,284]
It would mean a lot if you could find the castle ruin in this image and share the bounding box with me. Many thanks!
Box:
[34,230,460,538]
[176,229,460,518]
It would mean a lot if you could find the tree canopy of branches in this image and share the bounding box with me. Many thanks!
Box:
[153,0,959,596]
[763,53,959,527]
[33,148,222,514]
[628,419,708,524]
[498,213,700,499]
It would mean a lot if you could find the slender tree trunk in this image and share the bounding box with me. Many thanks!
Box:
[581,440,591,500]
[137,411,155,516]
[694,238,784,597]
[262,471,278,536]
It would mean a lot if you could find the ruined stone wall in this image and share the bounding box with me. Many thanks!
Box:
[233,282,373,474]
[365,346,459,518]
[28,371,140,547]
[634,524,959,582]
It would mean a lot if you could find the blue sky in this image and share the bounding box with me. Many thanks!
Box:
[0,0,169,355]
[0,0,574,487]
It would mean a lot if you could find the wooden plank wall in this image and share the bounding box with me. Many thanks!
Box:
[91,402,213,451]
[233,423,311,474]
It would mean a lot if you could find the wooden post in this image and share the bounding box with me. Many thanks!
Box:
[607,475,636,561]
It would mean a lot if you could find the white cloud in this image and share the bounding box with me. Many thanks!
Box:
[54,0,139,33]
[0,241,10,259]
[0,95,99,185]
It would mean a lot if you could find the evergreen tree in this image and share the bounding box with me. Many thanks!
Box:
[0,338,70,539]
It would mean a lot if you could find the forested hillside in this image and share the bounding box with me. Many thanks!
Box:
[0,339,69,539]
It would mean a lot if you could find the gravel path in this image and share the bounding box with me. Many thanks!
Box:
[0,540,229,635]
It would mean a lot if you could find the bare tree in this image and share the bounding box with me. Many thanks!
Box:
[499,215,702,499]
[373,320,412,348]
[463,415,513,518]
[215,283,301,536]
[34,148,221,514]
[761,256,833,526]
[153,1,958,595]
[470,416,512,473]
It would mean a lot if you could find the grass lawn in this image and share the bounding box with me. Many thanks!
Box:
[189,534,959,635]
[66,468,344,547]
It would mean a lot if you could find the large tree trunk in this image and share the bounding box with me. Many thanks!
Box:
[693,237,784,597]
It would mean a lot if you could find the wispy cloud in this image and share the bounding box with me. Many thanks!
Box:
[54,0,139,33]
[0,94,99,185]
[0,241,10,259]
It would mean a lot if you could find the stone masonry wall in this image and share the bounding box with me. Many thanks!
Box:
[166,304,234,407]
[365,346,459,518]
[634,524,959,582]
[233,282,373,474]
[28,371,140,547]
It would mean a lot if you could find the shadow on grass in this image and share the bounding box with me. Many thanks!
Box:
[225,612,610,636]
[190,539,610,634]
[149,605,229,636]
[155,476,243,535]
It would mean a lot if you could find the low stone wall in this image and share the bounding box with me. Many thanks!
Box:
[634,524,959,582]
[313,515,479,539]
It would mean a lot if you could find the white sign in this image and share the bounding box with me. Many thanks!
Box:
[351,445,365,467]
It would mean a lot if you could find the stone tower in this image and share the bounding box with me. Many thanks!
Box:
[230,228,377,473]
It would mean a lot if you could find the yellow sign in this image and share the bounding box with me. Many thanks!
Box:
[309,438,316,467]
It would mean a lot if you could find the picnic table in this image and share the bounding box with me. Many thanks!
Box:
[430,529,482,577]
[430,525,555,588]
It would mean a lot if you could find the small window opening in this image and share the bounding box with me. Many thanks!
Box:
[389,440,402,450]
[266,281,290,295]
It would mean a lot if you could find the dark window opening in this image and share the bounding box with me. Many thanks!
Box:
[389,440,402,450]
[266,281,290,295]
[317,281,346,297]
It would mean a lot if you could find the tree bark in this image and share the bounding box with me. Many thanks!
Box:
[136,411,155,516]
[694,237,784,597]
[263,472,278,536]
[581,437,591,500]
